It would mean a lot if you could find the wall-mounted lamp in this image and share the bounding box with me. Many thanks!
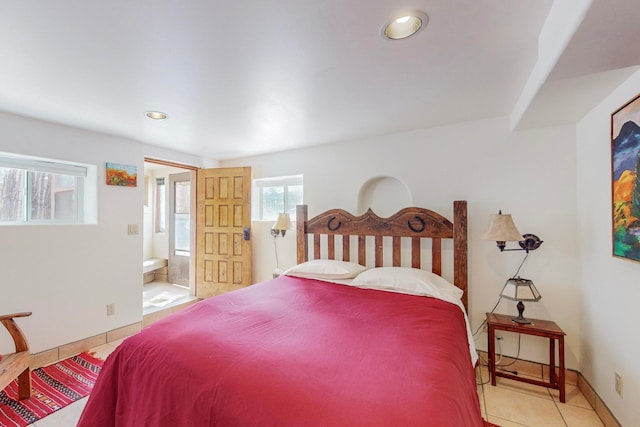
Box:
[271,213,292,274]
[499,277,542,324]
[482,211,543,253]
[271,213,292,238]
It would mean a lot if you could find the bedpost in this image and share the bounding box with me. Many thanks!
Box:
[453,200,468,311]
[296,205,308,264]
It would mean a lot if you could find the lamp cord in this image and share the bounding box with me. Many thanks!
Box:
[474,252,529,337]
[273,236,279,270]
[474,252,529,384]
[472,296,503,338]
[511,252,529,278]
[475,251,531,337]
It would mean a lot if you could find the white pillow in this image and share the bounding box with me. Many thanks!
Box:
[351,267,463,300]
[283,259,368,280]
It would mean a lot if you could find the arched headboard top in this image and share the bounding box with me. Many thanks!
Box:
[296,201,469,310]
[303,206,454,238]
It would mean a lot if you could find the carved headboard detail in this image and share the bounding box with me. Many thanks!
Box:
[296,201,468,310]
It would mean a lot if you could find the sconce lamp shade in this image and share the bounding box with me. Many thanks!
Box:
[500,277,541,324]
[271,213,292,237]
[482,213,523,242]
[482,211,544,252]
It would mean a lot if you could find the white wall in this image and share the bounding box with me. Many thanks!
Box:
[223,115,581,370]
[576,69,640,425]
[0,111,207,354]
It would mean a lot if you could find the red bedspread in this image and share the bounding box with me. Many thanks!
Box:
[78,276,483,426]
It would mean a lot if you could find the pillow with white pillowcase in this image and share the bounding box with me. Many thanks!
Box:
[351,266,463,300]
[282,259,368,280]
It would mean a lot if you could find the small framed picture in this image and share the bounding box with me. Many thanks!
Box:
[106,162,137,187]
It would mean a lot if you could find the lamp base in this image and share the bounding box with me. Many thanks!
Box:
[511,300,532,324]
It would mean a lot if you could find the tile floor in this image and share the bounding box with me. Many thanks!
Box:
[142,280,193,316]
[477,365,605,427]
[24,336,607,427]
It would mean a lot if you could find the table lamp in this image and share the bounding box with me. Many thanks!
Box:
[499,277,541,324]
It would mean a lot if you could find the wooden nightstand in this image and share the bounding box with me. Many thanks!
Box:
[486,312,566,402]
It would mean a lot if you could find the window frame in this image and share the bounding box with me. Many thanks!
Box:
[0,153,90,225]
[252,175,303,221]
[155,177,166,233]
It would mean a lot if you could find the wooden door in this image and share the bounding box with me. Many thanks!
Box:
[196,167,252,298]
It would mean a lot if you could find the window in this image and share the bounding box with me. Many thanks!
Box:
[253,175,303,221]
[173,180,190,254]
[0,153,95,224]
[156,177,166,232]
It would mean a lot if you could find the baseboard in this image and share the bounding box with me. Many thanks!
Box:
[476,350,622,427]
[30,298,202,370]
[577,373,622,427]
[30,322,142,369]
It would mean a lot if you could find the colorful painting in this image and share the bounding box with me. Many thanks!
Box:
[612,93,640,262]
[106,162,137,187]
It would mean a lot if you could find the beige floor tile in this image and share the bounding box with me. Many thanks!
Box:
[484,384,566,427]
[34,397,88,427]
[478,385,487,418]
[89,343,118,360]
[492,375,553,401]
[559,403,605,427]
[550,383,592,409]
[476,365,490,383]
[487,415,531,426]
[107,336,129,348]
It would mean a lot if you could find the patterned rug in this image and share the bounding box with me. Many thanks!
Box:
[0,352,103,427]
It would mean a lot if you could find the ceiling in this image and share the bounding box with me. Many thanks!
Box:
[1,0,639,160]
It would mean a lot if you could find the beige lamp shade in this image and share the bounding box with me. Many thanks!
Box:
[271,213,293,237]
[482,213,523,241]
[273,213,292,231]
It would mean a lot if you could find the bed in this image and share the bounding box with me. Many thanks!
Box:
[78,201,484,427]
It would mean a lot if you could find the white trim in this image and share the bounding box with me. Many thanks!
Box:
[0,153,87,177]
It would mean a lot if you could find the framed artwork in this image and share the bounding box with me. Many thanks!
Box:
[106,162,137,187]
[611,92,640,262]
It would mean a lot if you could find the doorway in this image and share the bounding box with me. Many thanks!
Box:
[168,172,191,286]
[142,160,197,315]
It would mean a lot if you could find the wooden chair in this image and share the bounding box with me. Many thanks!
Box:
[0,312,32,400]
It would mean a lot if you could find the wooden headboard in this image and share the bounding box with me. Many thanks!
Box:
[296,201,468,310]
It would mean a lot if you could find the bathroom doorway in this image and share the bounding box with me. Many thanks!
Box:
[142,159,197,315]
[168,172,191,286]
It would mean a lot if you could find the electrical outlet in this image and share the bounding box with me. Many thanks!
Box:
[106,303,115,316]
[615,372,623,397]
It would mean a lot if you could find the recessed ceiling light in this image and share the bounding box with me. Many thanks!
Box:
[382,12,428,40]
[145,111,168,120]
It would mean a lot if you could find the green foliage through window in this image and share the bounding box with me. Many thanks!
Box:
[253,175,303,221]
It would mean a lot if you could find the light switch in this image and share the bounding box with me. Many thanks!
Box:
[128,224,139,235]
